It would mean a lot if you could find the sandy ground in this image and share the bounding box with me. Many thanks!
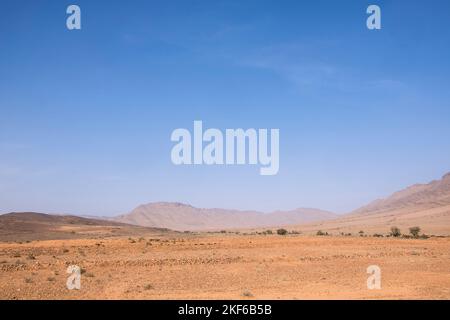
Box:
[1,234,449,300]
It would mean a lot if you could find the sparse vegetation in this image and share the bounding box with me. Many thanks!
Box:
[390,226,401,237]
[0,226,448,300]
[316,230,328,236]
[409,226,421,238]
[277,229,288,235]
[242,290,254,297]
[358,230,364,237]
[373,233,384,237]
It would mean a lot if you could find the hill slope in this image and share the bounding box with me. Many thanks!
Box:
[351,172,450,216]
[293,173,450,235]
[0,212,169,241]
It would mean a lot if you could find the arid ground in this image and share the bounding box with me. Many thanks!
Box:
[1,233,449,300]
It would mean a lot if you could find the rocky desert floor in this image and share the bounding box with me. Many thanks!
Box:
[1,234,449,300]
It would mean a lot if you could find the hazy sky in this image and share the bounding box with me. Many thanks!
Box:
[1,0,450,216]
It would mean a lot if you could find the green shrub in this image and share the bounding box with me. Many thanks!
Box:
[373,233,384,237]
[144,284,153,290]
[390,226,401,237]
[242,290,254,297]
[277,229,288,235]
[409,226,421,238]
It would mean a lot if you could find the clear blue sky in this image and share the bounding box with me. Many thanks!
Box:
[1,0,450,215]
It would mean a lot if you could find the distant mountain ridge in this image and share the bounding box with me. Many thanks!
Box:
[293,172,450,235]
[114,202,337,231]
[350,172,450,216]
[2,172,449,235]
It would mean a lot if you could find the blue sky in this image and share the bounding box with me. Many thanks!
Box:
[1,0,450,215]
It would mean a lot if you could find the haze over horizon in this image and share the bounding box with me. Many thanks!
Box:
[1,1,450,216]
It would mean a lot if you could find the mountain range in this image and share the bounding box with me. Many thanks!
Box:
[294,172,450,235]
[114,203,336,231]
[1,172,450,236]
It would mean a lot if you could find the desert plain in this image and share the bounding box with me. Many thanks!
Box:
[2,173,450,300]
[1,232,449,300]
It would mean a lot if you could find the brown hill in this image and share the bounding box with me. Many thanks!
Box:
[114,202,337,231]
[0,212,170,241]
[292,172,450,236]
[351,172,450,216]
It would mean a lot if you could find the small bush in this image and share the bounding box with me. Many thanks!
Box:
[47,277,56,282]
[277,229,288,235]
[373,233,384,237]
[242,290,254,297]
[265,230,273,235]
[390,226,401,237]
[316,230,327,236]
[409,226,421,238]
